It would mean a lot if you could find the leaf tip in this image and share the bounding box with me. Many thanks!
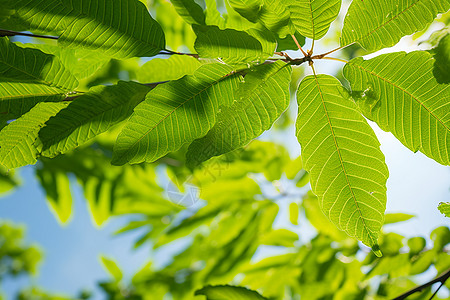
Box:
[372,244,383,257]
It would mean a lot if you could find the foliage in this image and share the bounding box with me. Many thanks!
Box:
[0,0,449,299]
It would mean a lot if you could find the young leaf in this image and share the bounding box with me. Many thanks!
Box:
[0,102,68,169]
[170,0,206,25]
[39,81,152,157]
[384,213,415,224]
[194,26,273,65]
[344,51,450,166]
[295,74,388,253]
[341,0,450,53]
[186,61,291,167]
[438,202,450,218]
[3,0,165,58]
[195,285,268,300]
[288,0,341,40]
[112,64,240,165]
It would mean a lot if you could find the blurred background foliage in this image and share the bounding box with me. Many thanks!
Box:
[0,0,449,299]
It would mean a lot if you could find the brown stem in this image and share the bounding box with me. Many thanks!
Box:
[392,268,450,300]
[0,29,58,40]
[291,34,308,57]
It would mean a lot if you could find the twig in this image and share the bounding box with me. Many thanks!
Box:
[160,49,199,58]
[313,56,348,64]
[291,34,308,57]
[392,268,450,300]
[0,29,59,40]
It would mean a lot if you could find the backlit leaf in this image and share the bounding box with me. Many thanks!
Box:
[341,0,450,53]
[2,0,166,58]
[296,74,388,253]
[0,102,68,169]
[195,285,268,300]
[39,81,151,157]
[344,51,450,166]
[288,0,341,40]
[112,63,241,165]
[186,61,291,167]
[438,202,450,217]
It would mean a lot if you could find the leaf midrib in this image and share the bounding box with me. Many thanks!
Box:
[61,1,163,50]
[116,72,237,162]
[350,0,421,46]
[352,63,450,134]
[313,74,376,245]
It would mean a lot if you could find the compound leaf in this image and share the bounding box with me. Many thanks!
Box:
[39,81,151,157]
[341,0,450,53]
[186,61,291,167]
[295,74,388,253]
[289,0,341,40]
[344,51,450,166]
[2,0,165,59]
[112,63,241,165]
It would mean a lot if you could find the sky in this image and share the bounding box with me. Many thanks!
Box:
[0,3,449,300]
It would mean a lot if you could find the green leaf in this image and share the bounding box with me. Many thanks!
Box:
[438,202,450,217]
[0,37,78,119]
[0,102,68,169]
[260,229,298,247]
[275,31,305,51]
[344,51,450,166]
[112,63,241,165]
[295,74,388,252]
[289,202,299,225]
[384,213,415,224]
[39,81,151,157]
[341,0,450,52]
[136,55,201,83]
[228,0,263,23]
[100,256,123,282]
[431,33,450,84]
[288,0,341,40]
[36,165,73,224]
[186,61,291,167]
[195,285,268,300]
[4,0,165,59]
[194,26,274,65]
[258,0,293,37]
[170,0,206,25]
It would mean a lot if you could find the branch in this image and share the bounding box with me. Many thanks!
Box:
[392,268,450,300]
[0,29,58,40]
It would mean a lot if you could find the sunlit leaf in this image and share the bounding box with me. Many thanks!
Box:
[170,0,206,25]
[0,37,78,119]
[296,74,388,253]
[344,51,450,166]
[0,102,68,169]
[136,55,201,83]
[186,61,291,167]
[39,81,151,157]
[341,0,450,53]
[384,213,415,224]
[100,256,123,282]
[112,63,240,165]
[288,0,341,40]
[2,0,166,58]
[194,26,274,65]
[195,285,268,299]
